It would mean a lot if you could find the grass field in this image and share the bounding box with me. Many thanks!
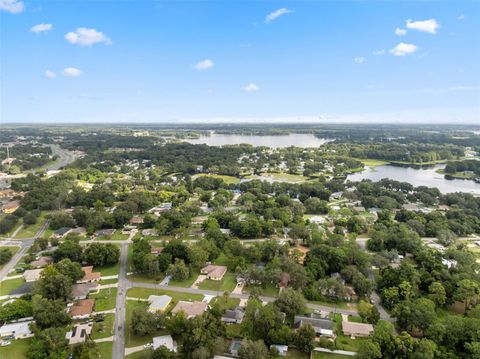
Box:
[127,287,204,302]
[90,288,118,311]
[125,350,151,359]
[96,341,113,359]
[100,278,118,285]
[355,158,388,167]
[198,273,237,292]
[0,246,19,270]
[312,352,351,359]
[243,284,279,297]
[14,215,46,239]
[127,273,164,284]
[97,261,120,276]
[192,173,241,184]
[257,172,307,183]
[0,277,25,296]
[0,338,31,359]
[92,313,115,339]
[168,271,199,288]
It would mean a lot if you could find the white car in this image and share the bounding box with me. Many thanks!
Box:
[0,341,11,346]
[143,343,152,349]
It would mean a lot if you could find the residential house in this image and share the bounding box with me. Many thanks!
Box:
[148,203,172,216]
[152,335,177,352]
[150,247,164,255]
[94,228,115,237]
[229,339,243,356]
[29,256,53,268]
[221,307,245,324]
[0,320,34,339]
[294,315,334,337]
[147,295,172,313]
[129,216,144,225]
[22,268,43,282]
[65,323,93,345]
[68,299,95,319]
[1,200,20,214]
[342,321,374,337]
[0,189,14,199]
[52,227,71,239]
[200,264,227,281]
[270,345,288,356]
[70,227,87,236]
[171,301,207,319]
[279,272,290,289]
[71,283,99,300]
[78,266,101,283]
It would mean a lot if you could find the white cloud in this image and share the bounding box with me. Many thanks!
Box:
[44,70,56,78]
[194,59,214,71]
[62,67,82,77]
[390,42,418,56]
[243,83,259,92]
[265,8,292,23]
[0,0,24,13]
[65,27,112,46]
[457,14,466,20]
[30,23,53,33]
[354,57,365,64]
[372,49,385,56]
[406,19,440,34]
[395,28,407,36]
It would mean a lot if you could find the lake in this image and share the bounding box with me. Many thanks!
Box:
[347,164,480,195]
[184,133,330,148]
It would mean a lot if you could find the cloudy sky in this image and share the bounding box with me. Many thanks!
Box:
[1,0,479,123]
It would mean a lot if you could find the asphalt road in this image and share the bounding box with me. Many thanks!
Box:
[125,280,361,317]
[112,242,128,359]
[0,221,49,281]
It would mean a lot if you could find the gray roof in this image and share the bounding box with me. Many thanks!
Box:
[294,315,333,332]
[10,282,34,295]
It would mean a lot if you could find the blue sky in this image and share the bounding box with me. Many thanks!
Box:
[1,0,479,123]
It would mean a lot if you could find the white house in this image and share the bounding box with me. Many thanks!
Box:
[0,320,34,339]
[152,335,177,352]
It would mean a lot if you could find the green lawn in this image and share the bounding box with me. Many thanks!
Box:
[312,352,351,359]
[96,341,113,359]
[307,298,357,311]
[127,287,204,302]
[198,273,237,292]
[213,296,240,310]
[90,288,118,311]
[92,313,115,339]
[0,277,25,296]
[109,232,130,241]
[125,301,168,347]
[168,271,199,288]
[100,278,118,285]
[0,338,31,359]
[286,349,309,359]
[258,172,307,183]
[125,350,151,359]
[15,217,46,239]
[0,246,19,270]
[127,273,164,284]
[97,262,120,276]
[355,158,388,167]
[243,284,279,297]
[212,253,229,266]
[347,315,364,323]
[192,173,241,184]
[127,244,134,272]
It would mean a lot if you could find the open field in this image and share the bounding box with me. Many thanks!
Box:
[198,273,237,292]
[0,338,31,359]
[0,277,25,296]
[193,173,241,184]
[127,287,204,302]
[92,313,115,339]
[90,287,118,311]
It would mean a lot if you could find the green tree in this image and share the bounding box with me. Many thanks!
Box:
[34,265,72,300]
[238,339,269,359]
[151,346,176,359]
[0,299,33,322]
[27,327,69,359]
[427,282,446,308]
[274,288,305,319]
[54,258,84,283]
[31,295,71,329]
[454,279,479,313]
[356,340,382,359]
[167,259,190,281]
[131,308,157,336]
[294,324,316,354]
[0,248,12,265]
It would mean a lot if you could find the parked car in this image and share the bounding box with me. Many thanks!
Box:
[0,341,11,346]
